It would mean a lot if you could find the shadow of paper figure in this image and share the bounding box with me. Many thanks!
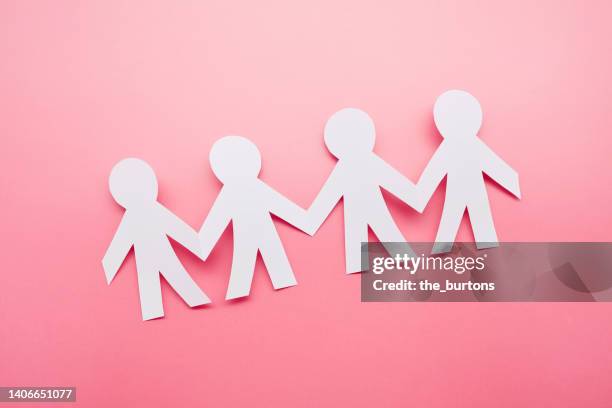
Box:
[463,244,537,302]
[549,243,612,294]
[199,136,312,300]
[102,158,210,321]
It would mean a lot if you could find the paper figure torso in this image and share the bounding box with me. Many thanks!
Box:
[199,136,311,300]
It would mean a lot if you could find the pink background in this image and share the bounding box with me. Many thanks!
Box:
[2,1,612,406]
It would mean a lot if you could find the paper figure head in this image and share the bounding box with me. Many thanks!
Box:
[324,108,375,159]
[434,90,482,139]
[109,158,158,208]
[209,136,262,184]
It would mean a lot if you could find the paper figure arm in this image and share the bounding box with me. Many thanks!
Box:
[199,189,232,260]
[157,203,206,261]
[373,155,425,213]
[102,214,134,284]
[416,144,448,209]
[263,181,313,236]
[306,164,344,235]
[478,139,521,198]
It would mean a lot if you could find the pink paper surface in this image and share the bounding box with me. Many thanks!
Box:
[1,1,611,406]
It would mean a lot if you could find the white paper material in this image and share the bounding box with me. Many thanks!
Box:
[417,90,521,254]
[102,158,211,321]
[306,108,425,273]
[199,136,312,300]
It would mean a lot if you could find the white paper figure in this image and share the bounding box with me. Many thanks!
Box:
[417,90,521,254]
[306,108,425,273]
[199,136,312,300]
[102,158,211,320]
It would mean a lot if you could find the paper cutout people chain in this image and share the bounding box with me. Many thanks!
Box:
[102,158,211,321]
[102,90,520,319]
[199,136,313,300]
[417,90,521,254]
[306,108,425,273]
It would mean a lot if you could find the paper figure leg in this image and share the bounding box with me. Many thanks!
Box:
[369,210,416,259]
[345,218,368,274]
[226,241,259,300]
[259,228,297,290]
[467,196,499,250]
[137,268,165,321]
[160,257,211,307]
[432,201,466,254]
